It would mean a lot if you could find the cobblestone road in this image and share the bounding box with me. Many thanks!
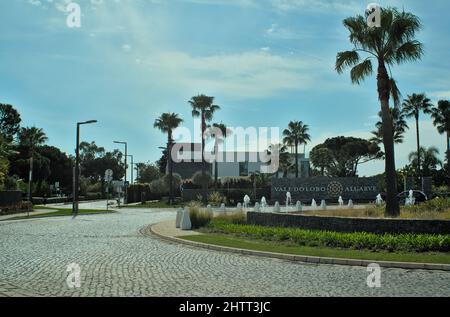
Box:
[1,209,449,297]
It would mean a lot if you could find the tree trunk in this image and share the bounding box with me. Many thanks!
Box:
[168,134,174,206]
[447,131,450,188]
[295,141,299,178]
[377,60,400,217]
[201,113,207,205]
[415,116,421,188]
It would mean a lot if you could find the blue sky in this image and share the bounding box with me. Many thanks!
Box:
[1,0,449,177]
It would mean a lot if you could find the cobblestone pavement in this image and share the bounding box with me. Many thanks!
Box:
[0,209,449,297]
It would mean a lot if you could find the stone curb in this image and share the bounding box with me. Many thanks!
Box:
[145,223,450,272]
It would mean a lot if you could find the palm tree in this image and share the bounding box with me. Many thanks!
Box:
[283,121,311,178]
[154,113,183,205]
[371,107,409,145]
[336,7,424,217]
[268,144,291,178]
[408,146,442,177]
[402,93,433,180]
[431,100,450,183]
[17,127,48,202]
[189,95,220,203]
[207,122,231,188]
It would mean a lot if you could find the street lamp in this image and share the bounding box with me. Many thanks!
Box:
[73,120,98,216]
[114,141,128,204]
[126,155,134,185]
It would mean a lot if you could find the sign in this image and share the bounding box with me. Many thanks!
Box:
[105,169,113,182]
[272,177,380,202]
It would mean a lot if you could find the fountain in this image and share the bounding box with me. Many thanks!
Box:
[296,201,302,212]
[348,199,354,209]
[237,203,243,212]
[320,200,327,210]
[220,203,226,213]
[243,195,251,209]
[286,192,292,208]
[376,194,383,206]
[338,196,344,207]
[261,197,267,212]
[274,201,281,213]
[254,202,261,213]
[206,204,213,216]
[311,199,318,209]
[405,190,415,206]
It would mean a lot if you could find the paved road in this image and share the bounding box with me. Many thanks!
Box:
[0,208,449,297]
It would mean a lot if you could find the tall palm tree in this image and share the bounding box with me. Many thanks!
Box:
[189,95,220,203]
[207,122,231,188]
[402,93,433,180]
[431,100,450,184]
[336,7,424,217]
[371,107,409,145]
[283,121,311,178]
[17,127,48,202]
[408,146,442,177]
[154,113,183,205]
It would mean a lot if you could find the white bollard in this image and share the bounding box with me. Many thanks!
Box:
[176,208,183,228]
[180,208,192,231]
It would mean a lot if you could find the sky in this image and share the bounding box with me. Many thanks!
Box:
[0,0,449,178]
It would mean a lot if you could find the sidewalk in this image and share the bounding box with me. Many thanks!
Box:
[0,209,59,221]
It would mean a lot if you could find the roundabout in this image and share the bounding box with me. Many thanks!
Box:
[0,207,449,297]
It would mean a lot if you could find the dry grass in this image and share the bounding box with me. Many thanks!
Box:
[302,207,450,220]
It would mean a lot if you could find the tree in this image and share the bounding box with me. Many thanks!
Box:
[37,146,73,193]
[310,147,334,176]
[408,147,442,177]
[371,107,409,145]
[207,122,231,188]
[430,100,450,184]
[0,104,21,142]
[135,162,161,184]
[310,137,381,177]
[402,93,433,180]
[156,149,168,175]
[154,113,183,205]
[283,121,311,178]
[17,127,48,201]
[336,7,424,216]
[189,95,220,204]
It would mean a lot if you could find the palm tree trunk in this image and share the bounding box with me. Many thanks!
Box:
[447,131,450,188]
[415,116,421,188]
[377,60,400,217]
[168,134,174,205]
[295,141,299,178]
[201,112,207,204]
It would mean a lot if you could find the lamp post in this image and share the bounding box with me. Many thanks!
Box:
[114,141,128,204]
[73,120,98,216]
[127,155,134,185]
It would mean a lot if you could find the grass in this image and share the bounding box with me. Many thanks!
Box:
[181,234,450,264]
[4,207,114,221]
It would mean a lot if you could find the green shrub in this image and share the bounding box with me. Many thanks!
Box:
[208,191,225,207]
[204,219,450,253]
[214,212,246,225]
[404,198,450,213]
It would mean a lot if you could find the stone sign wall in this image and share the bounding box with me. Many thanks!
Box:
[271,177,380,202]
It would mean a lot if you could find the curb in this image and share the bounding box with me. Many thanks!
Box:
[144,224,450,272]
